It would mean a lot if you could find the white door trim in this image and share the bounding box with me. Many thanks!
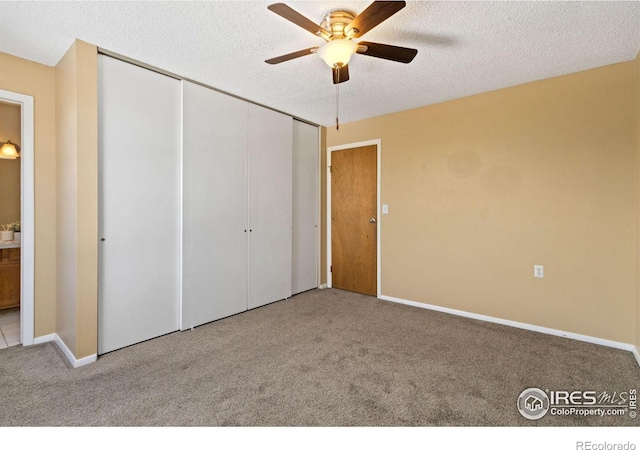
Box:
[326,139,381,297]
[0,89,35,346]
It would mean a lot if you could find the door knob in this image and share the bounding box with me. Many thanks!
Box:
[369,218,376,224]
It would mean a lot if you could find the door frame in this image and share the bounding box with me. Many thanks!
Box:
[0,89,35,346]
[326,139,381,297]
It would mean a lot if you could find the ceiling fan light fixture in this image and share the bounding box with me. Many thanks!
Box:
[318,39,357,68]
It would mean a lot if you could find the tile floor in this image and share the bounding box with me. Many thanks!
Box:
[0,310,20,349]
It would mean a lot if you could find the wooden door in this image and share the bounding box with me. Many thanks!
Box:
[331,145,377,296]
[181,81,248,329]
[98,55,181,354]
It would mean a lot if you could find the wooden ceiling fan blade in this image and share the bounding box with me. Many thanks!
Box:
[332,64,350,84]
[268,3,331,40]
[344,1,406,38]
[357,41,417,63]
[265,47,318,65]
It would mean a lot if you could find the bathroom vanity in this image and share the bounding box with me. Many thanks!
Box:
[0,241,20,309]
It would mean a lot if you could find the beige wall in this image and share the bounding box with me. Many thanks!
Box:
[636,52,640,351]
[0,52,57,337]
[0,102,21,225]
[55,40,98,359]
[326,62,637,344]
[55,43,79,353]
[75,41,98,359]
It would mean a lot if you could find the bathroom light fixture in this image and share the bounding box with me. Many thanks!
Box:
[0,140,20,160]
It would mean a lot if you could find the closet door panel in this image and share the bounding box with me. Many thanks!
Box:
[181,81,248,329]
[292,120,319,294]
[248,105,293,309]
[98,56,180,354]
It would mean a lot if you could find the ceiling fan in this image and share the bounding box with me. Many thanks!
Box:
[265,1,418,84]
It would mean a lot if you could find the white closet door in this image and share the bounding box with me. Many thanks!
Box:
[182,81,248,329]
[98,56,181,354]
[292,120,319,294]
[248,105,293,309]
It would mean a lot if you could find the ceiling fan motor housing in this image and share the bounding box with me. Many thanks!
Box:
[321,10,357,39]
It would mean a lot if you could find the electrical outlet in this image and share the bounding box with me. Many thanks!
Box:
[534,265,544,278]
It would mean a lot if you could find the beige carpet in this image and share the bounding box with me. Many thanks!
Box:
[0,288,638,426]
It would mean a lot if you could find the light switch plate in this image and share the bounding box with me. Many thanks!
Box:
[534,265,544,278]
[382,204,389,214]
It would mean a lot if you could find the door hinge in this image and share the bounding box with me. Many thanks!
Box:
[329,166,332,173]
[330,265,332,273]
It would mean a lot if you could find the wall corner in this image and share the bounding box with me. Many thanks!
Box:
[54,39,99,361]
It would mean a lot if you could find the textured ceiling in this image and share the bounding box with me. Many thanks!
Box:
[1,1,640,126]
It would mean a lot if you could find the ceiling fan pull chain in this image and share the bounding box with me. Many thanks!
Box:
[336,65,340,130]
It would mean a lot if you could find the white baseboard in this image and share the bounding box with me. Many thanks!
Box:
[73,353,98,368]
[318,284,328,289]
[633,347,640,368]
[33,333,97,368]
[53,334,97,368]
[33,333,55,345]
[379,295,638,364]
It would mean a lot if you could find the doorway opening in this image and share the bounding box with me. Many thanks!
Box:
[0,101,22,348]
[0,89,35,348]
[327,139,381,297]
